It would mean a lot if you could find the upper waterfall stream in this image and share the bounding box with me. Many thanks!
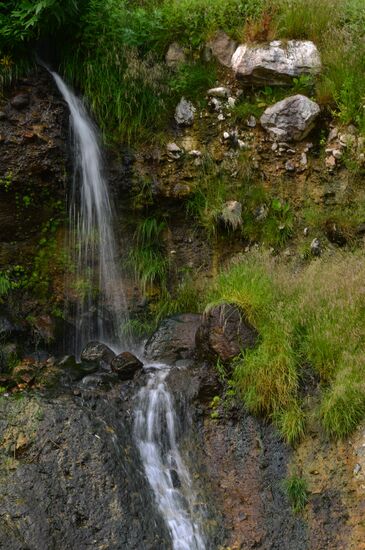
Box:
[51,72,128,356]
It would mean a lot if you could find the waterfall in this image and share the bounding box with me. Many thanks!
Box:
[51,72,128,355]
[134,364,206,550]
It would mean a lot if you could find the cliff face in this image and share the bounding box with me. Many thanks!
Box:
[1,68,365,550]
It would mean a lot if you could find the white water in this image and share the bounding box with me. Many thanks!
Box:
[51,73,128,355]
[134,364,206,550]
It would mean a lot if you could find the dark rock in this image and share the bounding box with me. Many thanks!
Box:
[58,355,99,381]
[111,352,143,380]
[196,367,221,403]
[81,372,119,389]
[195,304,258,363]
[145,314,202,363]
[170,469,181,488]
[80,341,116,370]
[0,342,18,372]
[0,316,16,338]
[325,221,347,246]
[0,111,7,120]
[10,93,30,110]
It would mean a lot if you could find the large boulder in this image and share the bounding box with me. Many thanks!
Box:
[260,94,320,141]
[111,352,143,380]
[231,40,321,86]
[80,341,115,370]
[145,314,202,364]
[206,31,238,67]
[195,304,258,363]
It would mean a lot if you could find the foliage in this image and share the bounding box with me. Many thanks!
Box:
[169,61,216,103]
[129,217,168,293]
[283,475,309,513]
[0,272,11,297]
[206,249,365,441]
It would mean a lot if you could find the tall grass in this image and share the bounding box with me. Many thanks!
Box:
[274,0,365,132]
[207,250,365,442]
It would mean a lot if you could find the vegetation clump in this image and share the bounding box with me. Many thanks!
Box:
[207,249,365,442]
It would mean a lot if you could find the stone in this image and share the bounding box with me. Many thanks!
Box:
[246,115,256,128]
[325,155,336,168]
[0,316,16,338]
[310,238,321,256]
[111,352,143,380]
[219,200,242,230]
[285,160,295,172]
[195,303,258,363]
[0,111,7,120]
[10,93,30,110]
[165,43,186,68]
[217,113,225,121]
[166,142,183,159]
[228,97,236,108]
[332,149,342,160]
[231,40,321,86]
[328,127,338,142]
[206,31,238,67]
[80,341,116,370]
[188,150,202,157]
[210,97,222,112]
[260,94,320,141]
[174,98,196,126]
[145,314,202,363]
[207,87,230,98]
[325,221,347,246]
[300,152,308,166]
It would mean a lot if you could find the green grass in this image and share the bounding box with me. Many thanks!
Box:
[206,249,365,442]
[274,0,365,132]
[283,475,309,513]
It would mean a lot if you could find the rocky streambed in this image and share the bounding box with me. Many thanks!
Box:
[1,311,363,549]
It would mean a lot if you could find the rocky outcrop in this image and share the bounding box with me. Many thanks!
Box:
[145,314,202,363]
[260,94,321,141]
[111,351,143,380]
[195,303,258,363]
[232,40,321,85]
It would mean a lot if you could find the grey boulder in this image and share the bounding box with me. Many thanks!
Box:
[260,94,320,141]
[231,40,321,86]
[174,98,196,126]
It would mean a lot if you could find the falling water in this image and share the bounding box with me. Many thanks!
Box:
[134,364,206,550]
[51,72,128,355]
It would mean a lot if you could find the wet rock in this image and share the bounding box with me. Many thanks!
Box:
[58,354,99,381]
[232,40,321,85]
[10,93,30,110]
[81,372,119,389]
[195,303,258,364]
[206,31,237,67]
[174,97,196,126]
[80,341,115,370]
[207,87,230,98]
[260,94,320,141]
[196,367,221,403]
[219,200,242,230]
[111,352,143,380]
[170,469,181,488]
[145,314,202,363]
[165,43,186,68]
[0,342,18,372]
